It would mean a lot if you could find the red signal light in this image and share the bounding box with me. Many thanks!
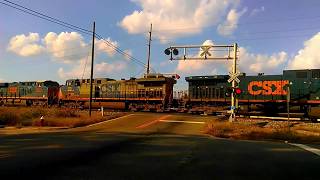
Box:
[235,88,242,95]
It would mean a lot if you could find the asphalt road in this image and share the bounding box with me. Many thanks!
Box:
[0,113,319,179]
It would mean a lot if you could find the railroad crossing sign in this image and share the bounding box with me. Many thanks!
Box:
[200,46,211,58]
[228,71,241,83]
[164,43,239,122]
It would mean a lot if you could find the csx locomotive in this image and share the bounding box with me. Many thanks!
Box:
[0,80,59,106]
[0,74,176,111]
[185,69,320,121]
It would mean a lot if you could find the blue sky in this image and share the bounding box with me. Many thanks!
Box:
[1,0,320,90]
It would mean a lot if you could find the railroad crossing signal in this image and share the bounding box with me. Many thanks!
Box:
[228,72,241,83]
[164,43,239,122]
[200,46,211,58]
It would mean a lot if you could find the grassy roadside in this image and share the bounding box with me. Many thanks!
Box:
[205,118,320,144]
[0,107,126,128]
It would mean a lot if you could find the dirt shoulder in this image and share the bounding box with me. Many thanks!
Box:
[0,126,69,135]
[205,117,320,144]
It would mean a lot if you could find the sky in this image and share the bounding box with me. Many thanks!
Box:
[1,0,320,90]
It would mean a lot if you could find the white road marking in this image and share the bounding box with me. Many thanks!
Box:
[289,143,320,156]
[249,116,301,120]
[86,114,134,127]
[159,120,205,124]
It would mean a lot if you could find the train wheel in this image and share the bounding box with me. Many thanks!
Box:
[26,100,32,106]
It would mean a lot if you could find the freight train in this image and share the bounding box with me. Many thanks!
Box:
[2,69,320,121]
[0,74,176,111]
[185,69,320,121]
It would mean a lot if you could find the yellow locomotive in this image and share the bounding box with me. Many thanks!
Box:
[59,74,176,111]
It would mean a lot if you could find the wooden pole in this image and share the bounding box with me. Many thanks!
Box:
[89,22,96,116]
[147,23,152,75]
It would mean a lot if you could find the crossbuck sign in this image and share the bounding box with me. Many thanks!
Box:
[228,72,241,83]
[200,46,211,58]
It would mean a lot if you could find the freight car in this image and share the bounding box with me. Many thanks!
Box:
[58,73,176,111]
[185,69,320,121]
[0,81,59,106]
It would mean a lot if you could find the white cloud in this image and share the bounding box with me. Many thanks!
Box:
[159,60,173,67]
[120,0,241,41]
[0,78,4,83]
[96,37,118,57]
[239,47,287,74]
[123,49,132,61]
[8,32,121,64]
[250,6,265,16]
[95,61,127,75]
[57,58,89,79]
[44,32,88,64]
[288,32,320,69]
[57,60,127,79]
[217,8,247,36]
[7,32,133,80]
[7,33,44,56]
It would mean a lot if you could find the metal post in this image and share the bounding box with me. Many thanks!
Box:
[229,43,237,122]
[147,23,152,74]
[89,22,96,116]
[287,86,290,128]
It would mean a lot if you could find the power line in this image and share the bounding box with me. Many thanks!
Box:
[3,0,92,34]
[0,0,153,72]
[0,1,92,36]
[95,33,157,73]
[95,33,145,66]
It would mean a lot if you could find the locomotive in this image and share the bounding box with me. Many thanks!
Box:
[0,81,59,106]
[59,74,176,111]
[185,69,320,121]
[0,74,176,111]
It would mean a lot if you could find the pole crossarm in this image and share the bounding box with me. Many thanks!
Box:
[165,44,237,61]
[168,45,234,48]
[171,57,232,61]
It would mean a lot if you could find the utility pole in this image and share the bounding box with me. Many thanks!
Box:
[89,21,96,116]
[146,23,152,75]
